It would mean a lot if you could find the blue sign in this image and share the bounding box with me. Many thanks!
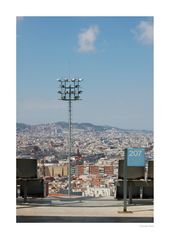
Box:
[127,148,145,166]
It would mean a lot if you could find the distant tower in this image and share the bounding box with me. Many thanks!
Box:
[77,147,81,157]
[57,78,83,196]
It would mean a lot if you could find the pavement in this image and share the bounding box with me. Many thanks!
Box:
[16,196,154,223]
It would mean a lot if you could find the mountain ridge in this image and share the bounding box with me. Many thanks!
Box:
[16,122,153,133]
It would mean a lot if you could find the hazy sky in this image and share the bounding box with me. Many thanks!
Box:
[17,16,153,130]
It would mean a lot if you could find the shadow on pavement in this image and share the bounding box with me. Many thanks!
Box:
[16,203,124,209]
[16,215,154,223]
[16,198,153,209]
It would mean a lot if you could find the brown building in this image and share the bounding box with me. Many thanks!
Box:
[89,165,99,175]
[104,166,114,175]
[91,176,101,186]
[75,165,84,176]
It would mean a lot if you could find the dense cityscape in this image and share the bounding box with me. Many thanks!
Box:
[17,122,153,197]
[15,15,154,224]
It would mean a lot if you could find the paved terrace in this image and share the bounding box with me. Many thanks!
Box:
[16,196,153,223]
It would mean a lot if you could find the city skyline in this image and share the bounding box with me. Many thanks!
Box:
[17,16,153,130]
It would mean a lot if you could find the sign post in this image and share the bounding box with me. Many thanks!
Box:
[123,148,145,212]
[123,149,128,212]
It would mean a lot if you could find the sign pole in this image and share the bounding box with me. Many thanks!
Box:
[122,148,145,213]
[128,182,132,204]
[123,149,127,212]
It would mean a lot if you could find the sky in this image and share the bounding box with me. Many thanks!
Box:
[17,16,153,130]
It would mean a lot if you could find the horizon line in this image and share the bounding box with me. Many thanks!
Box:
[17,121,153,132]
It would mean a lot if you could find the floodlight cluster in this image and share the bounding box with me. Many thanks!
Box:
[57,78,83,101]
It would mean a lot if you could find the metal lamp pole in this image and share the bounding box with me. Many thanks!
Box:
[68,87,72,196]
[57,78,83,196]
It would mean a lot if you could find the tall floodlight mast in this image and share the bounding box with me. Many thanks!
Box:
[57,78,83,196]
